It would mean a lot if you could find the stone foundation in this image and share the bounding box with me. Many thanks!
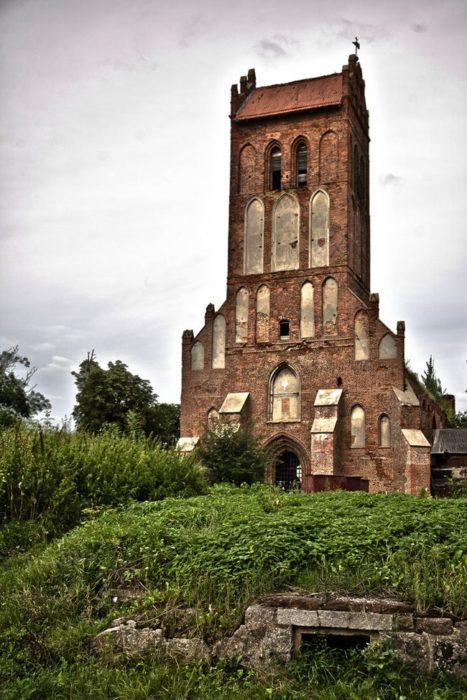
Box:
[94,594,467,676]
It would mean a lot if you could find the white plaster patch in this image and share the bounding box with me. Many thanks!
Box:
[219,392,249,414]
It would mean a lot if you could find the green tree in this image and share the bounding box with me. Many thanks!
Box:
[72,351,179,442]
[421,355,446,402]
[0,346,51,427]
[197,422,271,485]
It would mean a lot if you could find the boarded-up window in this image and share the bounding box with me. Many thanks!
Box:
[296,141,307,187]
[191,341,204,370]
[245,199,264,274]
[270,365,300,422]
[300,282,314,338]
[212,315,226,369]
[379,414,390,447]
[256,285,270,342]
[322,277,338,335]
[235,287,249,343]
[272,194,299,271]
[354,310,369,360]
[319,131,338,183]
[239,144,256,194]
[310,190,329,267]
[207,408,220,429]
[379,333,397,359]
[351,405,365,448]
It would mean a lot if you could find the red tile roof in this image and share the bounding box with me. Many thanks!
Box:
[235,73,343,121]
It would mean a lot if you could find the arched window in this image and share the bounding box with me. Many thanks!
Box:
[351,405,365,448]
[296,141,307,187]
[319,130,338,182]
[272,193,299,271]
[239,144,256,194]
[270,145,281,190]
[378,414,390,447]
[256,284,270,342]
[310,189,329,267]
[270,365,300,422]
[379,333,397,359]
[354,310,369,360]
[212,315,226,369]
[191,341,204,370]
[300,282,314,338]
[244,198,264,274]
[322,277,338,334]
[235,287,249,343]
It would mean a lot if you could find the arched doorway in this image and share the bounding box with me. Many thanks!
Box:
[274,450,302,490]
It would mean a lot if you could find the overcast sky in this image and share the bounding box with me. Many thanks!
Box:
[1,0,466,422]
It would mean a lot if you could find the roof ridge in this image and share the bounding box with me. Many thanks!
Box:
[253,71,342,92]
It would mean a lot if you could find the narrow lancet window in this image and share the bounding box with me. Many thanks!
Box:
[310,190,329,267]
[235,287,249,343]
[351,405,365,448]
[270,146,281,190]
[378,414,390,447]
[212,315,226,369]
[297,142,307,187]
[354,310,370,360]
[256,285,270,342]
[300,282,314,338]
[244,199,264,274]
[191,341,204,370]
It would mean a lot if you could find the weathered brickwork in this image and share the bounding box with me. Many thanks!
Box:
[180,55,447,494]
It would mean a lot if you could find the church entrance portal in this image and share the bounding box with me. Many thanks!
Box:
[274,450,302,490]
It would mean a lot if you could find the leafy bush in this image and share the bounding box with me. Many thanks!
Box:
[0,422,207,551]
[197,423,271,485]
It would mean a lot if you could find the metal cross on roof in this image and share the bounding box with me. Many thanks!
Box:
[353,36,360,55]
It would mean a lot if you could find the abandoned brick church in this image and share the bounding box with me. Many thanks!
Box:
[179,54,448,494]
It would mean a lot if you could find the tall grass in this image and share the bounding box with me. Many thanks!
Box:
[0,422,207,553]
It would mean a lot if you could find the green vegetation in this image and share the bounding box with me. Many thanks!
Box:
[0,347,51,428]
[197,423,271,485]
[72,351,180,443]
[1,486,466,698]
[0,422,207,555]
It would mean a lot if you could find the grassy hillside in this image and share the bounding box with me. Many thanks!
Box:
[1,486,467,698]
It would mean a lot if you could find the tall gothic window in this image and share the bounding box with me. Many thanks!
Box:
[296,141,307,187]
[212,315,226,369]
[269,365,300,422]
[310,190,329,267]
[378,414,390,447]
[244,198,264,274]
[350,405,365,448]
[270,146,281,190]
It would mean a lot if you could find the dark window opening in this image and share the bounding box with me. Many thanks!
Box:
[271,147,281,190]
[279,319,290,338]
[297,143,307,187]
[300,632,371,655]
[336,377,342,387]
[275,451,301,490]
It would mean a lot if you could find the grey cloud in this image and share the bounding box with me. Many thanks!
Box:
[411,23,427,33]
[254,34,298,59]
[333,17,390,44]
[380,173,402,187]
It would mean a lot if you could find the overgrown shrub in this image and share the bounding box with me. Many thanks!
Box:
[197,423,271,485]
[0,422,207,551]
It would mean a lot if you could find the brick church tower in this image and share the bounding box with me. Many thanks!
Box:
[179,55,447,494]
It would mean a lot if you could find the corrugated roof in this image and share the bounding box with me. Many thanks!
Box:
[431,429,467,455]
[235,73,343,121]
